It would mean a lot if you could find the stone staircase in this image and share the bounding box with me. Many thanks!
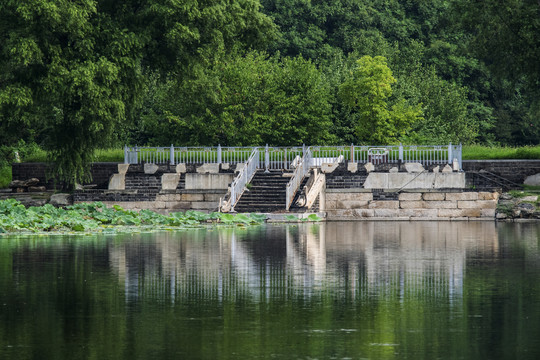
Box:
[466,170,522,191]
[233,171,291,213]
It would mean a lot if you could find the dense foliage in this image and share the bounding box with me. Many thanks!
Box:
[1,0,539,182]
[0,199,269,233]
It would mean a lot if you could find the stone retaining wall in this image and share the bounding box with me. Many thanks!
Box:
[74,190,225,214]
[12,162,118,189]
[463,160,540,184]
[325,189,499,221]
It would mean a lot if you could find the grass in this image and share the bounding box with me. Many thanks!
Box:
[22,148,124,163]
[462,145,540,160]
[11,145,540,164]
[0,164,11,188]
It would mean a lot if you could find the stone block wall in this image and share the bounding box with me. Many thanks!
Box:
[463,160,540,185]
[12,162,119,189]
[73,190,225,214]
[325,189,499,221]
[325,164,368,189]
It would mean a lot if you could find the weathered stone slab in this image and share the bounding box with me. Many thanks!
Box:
[144,163,159,174]
[446,192,478,201]
[327,192,373,202]
[423,200,457,209]
[422,192,445,201]
[457,200,478,209]
[155,194,172,202]
[118,164,129,174]
[336,200,370,209]
[404,162,425,173]
[353,209,375,217]
[204,193,225,201]
[364,162,375,173]
[368,200,399,209]
[221,163,230,170]
[166,202,192,210]
[363,173,388,188]
[190,201,219,210]
[49,193,73,207]
[108,173,125,190]
[400,201,425,209]
[347,162,358,173]
[373,209,401,217]
[185,173,233,190]
[398,192,422,201]
[154,201,167,209]
[196,163,220,174]
[461,209,482,217]
[432,166,440,173]
[437,209,462,217]
[175,163,186,173]
[325,200,337,209]
[326,209,354,218]
[321,162,340,173]
[438,209,481,218]
[161,173,180,190]
[235,163,245,172]
[365,173,464,190]
[326,209,374,219]
[433,173,466,188]
[476,200,498,209]
[399,209,439,218]
[389,167,399,173]
[524,173,540,186]
[181,193,205,201]
[481,209,496,218]
[442,164,453,173]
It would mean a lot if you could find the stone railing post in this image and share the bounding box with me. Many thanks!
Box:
[350,143,354,162]
[170,144,175,165]
[124,145,128,164]
[217,144,222,164]
[399,143,404,162]
[448,143,453,165]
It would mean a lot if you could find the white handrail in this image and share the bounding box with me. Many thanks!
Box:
[224,148,259,212]
[124,144,462,170]
[285,148,312,211]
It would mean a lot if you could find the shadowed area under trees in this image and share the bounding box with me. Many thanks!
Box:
[1,0,539,185]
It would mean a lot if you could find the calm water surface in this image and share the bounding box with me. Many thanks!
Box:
[1,222,540,359]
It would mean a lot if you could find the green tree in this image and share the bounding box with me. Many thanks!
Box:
[141,52,334,146]
[394,65,493,145]
[0,0,275,185]
[338,56,421,144]
[453,0,540,144]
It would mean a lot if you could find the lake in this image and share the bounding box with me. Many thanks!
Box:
[1,221,540,359]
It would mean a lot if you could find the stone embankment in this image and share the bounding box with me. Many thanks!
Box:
[495,193,540,221]
[325,190,498,221]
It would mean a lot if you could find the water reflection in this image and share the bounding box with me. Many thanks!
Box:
[107,222,501,304]
[3,222,540,359]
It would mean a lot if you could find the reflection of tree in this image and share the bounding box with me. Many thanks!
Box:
[107,222,500,305]
[3,223,540,359]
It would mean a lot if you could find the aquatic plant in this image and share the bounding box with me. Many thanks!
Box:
[0,200,266,234]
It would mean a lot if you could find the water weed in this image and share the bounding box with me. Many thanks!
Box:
[0,200,265,234]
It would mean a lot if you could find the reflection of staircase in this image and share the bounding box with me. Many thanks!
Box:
[233,171,290,213]
[466,170,522,191]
